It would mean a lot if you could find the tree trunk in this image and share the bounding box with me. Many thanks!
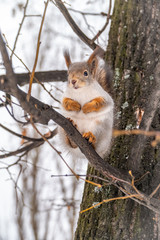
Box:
[75,0,160,239]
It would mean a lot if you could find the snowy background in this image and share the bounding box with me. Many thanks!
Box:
[0,0,113,239]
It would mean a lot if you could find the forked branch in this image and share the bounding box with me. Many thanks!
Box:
[1,31,160,215]
[54,0,112,48]
[54,0,97,49]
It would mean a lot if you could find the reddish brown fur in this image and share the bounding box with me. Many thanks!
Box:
[62,97,81,112]
[87,47,105,64]
[64,51,72,68]
[65,135,77,148]
[82,97,106,113]
[87,47,106,80]
[64,118,78,148]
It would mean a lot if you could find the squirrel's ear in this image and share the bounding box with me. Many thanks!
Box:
[87,50,98,75]
[64,50,72,69]
[88,58,97,76]
[87,46,105,75]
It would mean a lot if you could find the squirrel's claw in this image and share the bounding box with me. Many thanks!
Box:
[83,131,96,148]
[67,118,78,129]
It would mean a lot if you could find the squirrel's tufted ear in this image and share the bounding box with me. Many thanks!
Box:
[88,58,97,76]
[64,50,72,69]
[87,46,105,75]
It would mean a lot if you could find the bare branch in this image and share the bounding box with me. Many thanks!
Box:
[0,71,67,89]
[2,35,61,104]
[0,127,57,159]
[0,141,43,159]
[0,123,57,142]
[0,30,130,183]
[30,117,79,177]
[91,0,112,43]
[25,14,42,17]
[28,0,49,101]
[1,31,160,215]
[113,129,160,146]
[10,0,29,60]
[68,8,110,17]
[53,0,112,48]
[3,101,29,124]
[0,93,11,107]
[53,0,97,50]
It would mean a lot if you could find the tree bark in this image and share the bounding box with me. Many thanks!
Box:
[75,0,160,239]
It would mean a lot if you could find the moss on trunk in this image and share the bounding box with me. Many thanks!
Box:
[75,0,160,239]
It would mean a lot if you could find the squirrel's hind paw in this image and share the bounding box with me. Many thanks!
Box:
[83,131,96,148]
[65,118,78,149]
[65,135,77,149]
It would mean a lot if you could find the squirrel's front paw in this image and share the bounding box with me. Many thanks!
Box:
[83,131,96,148]
[62,98,81,112]
[82,97,106,114]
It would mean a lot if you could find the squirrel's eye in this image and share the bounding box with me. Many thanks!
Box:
[84,71,88,76]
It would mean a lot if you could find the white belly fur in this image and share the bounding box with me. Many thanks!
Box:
[59,81,114,158]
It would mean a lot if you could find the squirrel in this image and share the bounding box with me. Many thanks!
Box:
[58,47,114,158]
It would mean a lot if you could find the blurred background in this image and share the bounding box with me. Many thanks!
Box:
[0,0,112,239]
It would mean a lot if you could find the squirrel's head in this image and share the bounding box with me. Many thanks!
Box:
[64,47,104,90]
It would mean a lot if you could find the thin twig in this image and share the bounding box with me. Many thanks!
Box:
[27,0,49,101]
[113,129,160,146]
[68,8,109,17]
[0,141,43,159]
[3,33,30,71]
[1,31,160,215]
[51,173,102,188]
[113,129,160,137]
[4,101,29,124]
[30,116,80,180]
[80,194,140,214]
[4,34,60,104]
[10,0,29,60]
[0,123,57,142]
[53,0,97,50]
[25,14,42,17]
[51,173,111,185]
[91,0,112,43]
[149,183,160,199]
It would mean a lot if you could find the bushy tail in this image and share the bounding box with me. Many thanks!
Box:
[96,61,113,94]
[91,47,113,94]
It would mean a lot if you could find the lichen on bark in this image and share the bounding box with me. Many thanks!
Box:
[75,0,160,239]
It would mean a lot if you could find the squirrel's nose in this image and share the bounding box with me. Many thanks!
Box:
[72,80,77,85]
